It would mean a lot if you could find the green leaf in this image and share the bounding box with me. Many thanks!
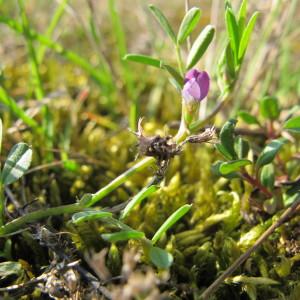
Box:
[215,143,233,160]
[124,54,183,87]
[152,204,191,244]
[219,119,238,160]
[148,5,176,44]
[101,230,145,243]
[238,12,259,60]
[72,210,112,224]
[219,159,251,175]
[63,159,79,172]
[1,143,32,185]
[259,96,280,120]
[238,0,248,32]
[123,54,162,68]
[149,246,173,269]
[186,25,215,69]
[225,8,239,63]
[283,116,300,133]
[177,7,201,45]
[256,139,286,169]
[225,43,236,79]
[235,137,250,159]
[121,185,159,219]
[0,118,2,156]
[161,63,184,87]
[169,77,182,92]
[211,161,240,179]
[0,261,22,279]
[238,110,260,125]
[260,164,275,190]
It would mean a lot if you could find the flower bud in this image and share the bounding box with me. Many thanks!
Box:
[182,69,210,103]
[181,69,210,125]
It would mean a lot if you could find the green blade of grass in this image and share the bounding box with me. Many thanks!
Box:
[18,0,53,161]
[108,0,137,130]
[37,0,68,63]
[18,0,44,100]
[0,16,107,87]
[0,87,40,130]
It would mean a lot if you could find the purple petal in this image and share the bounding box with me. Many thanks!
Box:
[182,78,201,102]
[184,69,201,83]
[196,71,210,100]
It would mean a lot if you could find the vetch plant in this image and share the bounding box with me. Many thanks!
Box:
[0,1,299,298]
[0,2,218,269]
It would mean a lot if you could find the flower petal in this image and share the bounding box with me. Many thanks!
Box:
[184,69,201,83]
[182,78,201,102]
[196,71,210,100]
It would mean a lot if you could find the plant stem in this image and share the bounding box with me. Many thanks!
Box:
[175,45,184,76]
[18,0,44,100]
[189,87,231,132]
[185,0,191,51]
[0,183,4,226]
[0,16,106,87]
[87,157,155,207]
[0,87,41,132]
[241,171,273,198]
[37,0,68,63]
[0,203,82,236]
[200,196,300,300]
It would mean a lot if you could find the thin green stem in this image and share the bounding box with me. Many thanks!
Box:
[108,0,137,129]
[175,45,185,76]
[185,0,191,51]
[0,183,5,227]
[0,203,82,236]
[18,0,44,100]
[189,87,231,132]
[37,0,68,63]
[0,16,106,87]
[18,1,54,161]
[0,87,41,132]
[87,157,155,207]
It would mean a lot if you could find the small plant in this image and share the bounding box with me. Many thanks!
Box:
[0,0,299,298]
[0,119,32,226]
[0,1,220,269]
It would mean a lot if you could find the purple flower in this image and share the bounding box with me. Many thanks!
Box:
[182,69,210,103]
